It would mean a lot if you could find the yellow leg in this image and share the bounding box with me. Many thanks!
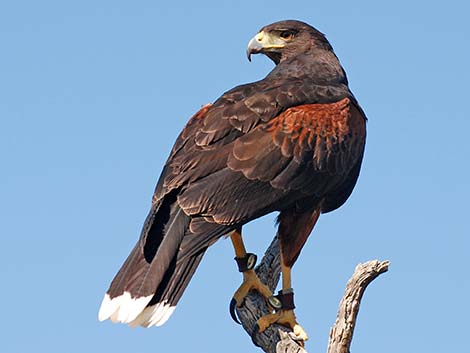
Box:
[230,228,248,258]
[257,253,309,341]
[230,229,272,306]
[281,256,292,292]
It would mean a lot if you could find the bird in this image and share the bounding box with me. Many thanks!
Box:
[98,20,367,341]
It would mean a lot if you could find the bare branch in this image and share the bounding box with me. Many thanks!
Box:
[277,330,308,353]
[234,235,389,353]
[326,260,389,353]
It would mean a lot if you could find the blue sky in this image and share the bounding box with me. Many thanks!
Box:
[1,1,469,352]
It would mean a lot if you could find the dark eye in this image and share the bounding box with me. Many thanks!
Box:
[280,30,295,40]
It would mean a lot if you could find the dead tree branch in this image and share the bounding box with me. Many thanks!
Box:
[234,235,389,353]
[326,260,389,353]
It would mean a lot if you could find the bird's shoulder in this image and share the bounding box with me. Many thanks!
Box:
[154,85,364,200]
[227,97,366,185]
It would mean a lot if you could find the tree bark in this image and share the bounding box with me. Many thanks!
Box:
[326,260,389,353]
[233,236,389,353]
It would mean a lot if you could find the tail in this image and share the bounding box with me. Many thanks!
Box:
[98,192,210,327]
[127,249,206,327]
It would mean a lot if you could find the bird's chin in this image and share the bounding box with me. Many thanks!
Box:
[265,51,282,65]
[247,49,282,65]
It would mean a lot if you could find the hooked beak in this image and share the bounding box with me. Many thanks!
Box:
[246,31,285,62]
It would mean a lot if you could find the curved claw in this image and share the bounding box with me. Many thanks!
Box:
[229,298,241,324]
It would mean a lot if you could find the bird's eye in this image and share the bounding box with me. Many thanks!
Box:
[279,30,295,40]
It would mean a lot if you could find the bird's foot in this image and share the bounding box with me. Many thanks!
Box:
[230,253,272,323]
[233,269,273,305]
[258,289,308,341]
[257,309,308,341]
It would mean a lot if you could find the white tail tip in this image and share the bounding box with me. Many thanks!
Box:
[98,292,153,324]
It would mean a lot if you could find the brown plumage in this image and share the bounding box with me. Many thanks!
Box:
[99,20,367,329]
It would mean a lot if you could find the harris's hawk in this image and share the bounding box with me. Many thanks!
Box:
[98,20,366,340]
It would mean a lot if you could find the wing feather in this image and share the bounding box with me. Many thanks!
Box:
[228,97,365,188]
[152,92,365,263]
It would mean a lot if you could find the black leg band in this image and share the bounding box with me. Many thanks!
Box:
[268,289,295,310]
[234,253,257,272]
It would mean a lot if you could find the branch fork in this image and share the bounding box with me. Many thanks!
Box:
[233,236,389,353]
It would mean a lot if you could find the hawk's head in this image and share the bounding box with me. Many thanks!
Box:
[247,20,333,64]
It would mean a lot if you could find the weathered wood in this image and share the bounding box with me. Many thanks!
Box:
[277,330,308,353]
[234,235,389,353]
[326,260,389,353]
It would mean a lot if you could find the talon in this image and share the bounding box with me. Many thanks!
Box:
[230,269,273,326]
[229,298,241,324]
[293,324,309,341]
[232,269,273,306]
[229,232,273,326]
